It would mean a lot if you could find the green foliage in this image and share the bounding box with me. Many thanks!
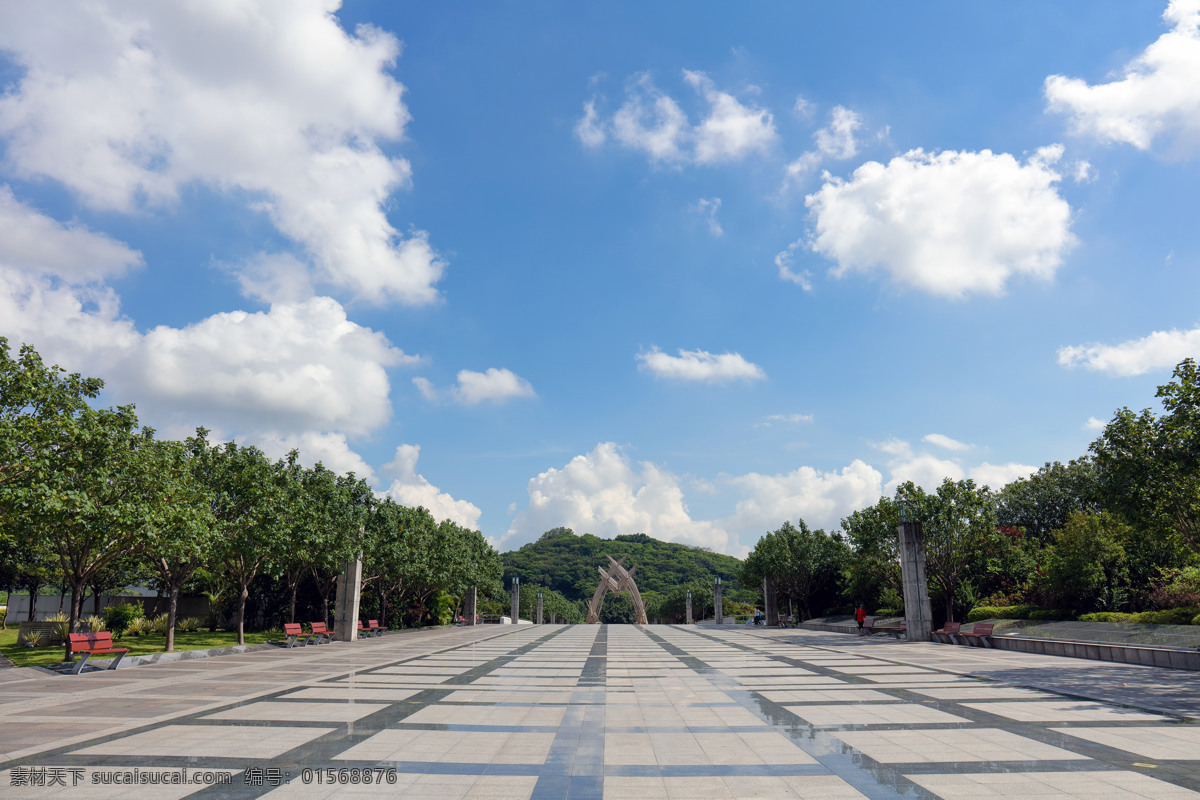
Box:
[125,617,149,636]
[996,459,1100,543]
[740,520,848,620]
[1079,608,1200,625]
[175,617,201,632]
[1039,511,1130,613]
[502,529,742,608]
[966,605,1071,622]
[1150,566,1200,609]
[82,614,106,632]
[840,497,901,613]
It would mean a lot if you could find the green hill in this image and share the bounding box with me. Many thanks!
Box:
[501,528,744,606]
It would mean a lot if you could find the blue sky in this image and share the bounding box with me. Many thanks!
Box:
[1,1,1198,556]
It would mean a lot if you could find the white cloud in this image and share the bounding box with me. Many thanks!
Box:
[793,95,815,119]
[381,444,482,529]
[412,368,536,405]
[968,461,1038,490]
[582,70,776,165]
[814,105,862,160]
[0,187,143,282]
[805,147,1076,298]
[611,74,690,163]
[682,70,777,164]
[453,368,536,405]
[253,431,377,483]
[0,267,415,437]
[691,197,723,237]
[637,347,766,383]
[231,252,315,305]
[504,442,730,551]
[0,1,444,305]
[724,461,884,532]
[1058,324,1200,376]
[922,433,971,452]
[575,99,607,148]
[1045,0,1200,154]
[874,437,1032,493]
[1085,416,1107,431]
[774,240,813,291]
[1072,160,1097,183]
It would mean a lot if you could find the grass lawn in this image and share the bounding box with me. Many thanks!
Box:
[0,626,275,668]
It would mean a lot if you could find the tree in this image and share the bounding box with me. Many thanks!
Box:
[1040,511,1130,612]
[138,439,217,652]
[996,459,1100,544]
[741,520,848,620]
[841,497,902,612]
[899,479,998,623]
[189,430,285,645]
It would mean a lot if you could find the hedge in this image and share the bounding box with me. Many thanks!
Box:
[966,605,1074,622]
[1078,607,1200,625]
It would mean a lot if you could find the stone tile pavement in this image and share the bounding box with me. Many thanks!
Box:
[0,624,1197,798]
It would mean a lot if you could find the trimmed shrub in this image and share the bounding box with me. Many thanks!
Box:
[103,603,143,639]
[874,607,902,617]
[967,605,1074,622]
[1079,612,1137,623]
[1193,612,1200,626]
[1078,607,1200,625]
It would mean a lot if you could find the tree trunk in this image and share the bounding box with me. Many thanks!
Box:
[165,587,179,652]
[944,594,955,624]
[67,585,85,659]
[27,582,40,621]
[288,579,299,624]
[92,585,102,616]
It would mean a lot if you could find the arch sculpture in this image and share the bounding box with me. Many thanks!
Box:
[586,556,649,624]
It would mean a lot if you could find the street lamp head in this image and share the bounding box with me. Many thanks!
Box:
[898,498,916,524]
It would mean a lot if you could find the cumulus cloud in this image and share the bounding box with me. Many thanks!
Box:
[253,431,377,483]
[1045,0,1200,154]
[874,438,1035,493]
[1085,416,1107,431]
[804,147,1076,298]
[691,197,723,236]
[724,461,883,532]
[968,462,1038,490]
[504,442,730,551]
[637,347,766,383]
[1058,324,1200,375]
[504,444,886,553]
[579,70,775,165]
[0,187,143,282]
[0,267,416,437]
[381,444,482,529]
[814,105,862,160]
[922,433,972,452]
[0,1,444,305]
[415,368,537,405]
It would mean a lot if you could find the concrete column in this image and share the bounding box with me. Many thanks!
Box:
[510,578,520,624]
[464,586,477,626]
[764,577,779,626]
[714,578,724,625]
[550,613,556,624]
[685,592,693,625]
[898,521,933,642]
[536,592,543,625]
[334,553,362,642]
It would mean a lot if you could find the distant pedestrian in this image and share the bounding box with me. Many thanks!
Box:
[855,604,866,636]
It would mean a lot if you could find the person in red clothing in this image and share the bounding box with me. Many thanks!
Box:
[855,604,867,636]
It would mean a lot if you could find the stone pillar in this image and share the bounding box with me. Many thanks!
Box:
[536,592,543,625]
[464,586,477,626]
[510,577,520,624]
[334,553,362,642]
[764,577,779,626]
[714,578,724,625]
[685,591,693,625]
[898,521,933,642]
[550,613,556,624]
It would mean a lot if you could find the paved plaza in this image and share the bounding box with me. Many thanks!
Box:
[1,624,1199,799]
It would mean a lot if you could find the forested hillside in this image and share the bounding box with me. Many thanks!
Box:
[501,528,744,605]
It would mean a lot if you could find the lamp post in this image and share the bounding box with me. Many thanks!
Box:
[511,576,520,624]
[536,591,543,625]
[685,590,693,625]
[714,576,723,625]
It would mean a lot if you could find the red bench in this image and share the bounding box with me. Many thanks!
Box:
[283,623,312,648]
[356,620,382,639]
[368,619,383,637]
[309,621,334,644]
[934,621,963,644]
[67,632,130,674]
[960,622,994,647]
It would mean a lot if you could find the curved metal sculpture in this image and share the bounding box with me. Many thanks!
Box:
[586,556,649,624]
